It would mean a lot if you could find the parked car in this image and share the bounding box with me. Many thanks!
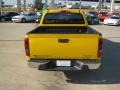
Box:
[12,12,39,23]
[0,12,19,22]
[98,12,109,22]
[111,12,119,16]
[104,15,120,25]
[87,15,100,25]
[35,16,41,23]
[88,11,98,16]
[35,12,42,23]
[110,13,120,17]
[36,12,41,16]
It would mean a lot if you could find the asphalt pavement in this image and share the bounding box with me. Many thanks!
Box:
[0,23,120,90]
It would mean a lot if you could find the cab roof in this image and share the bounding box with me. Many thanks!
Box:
[47,9,85,14]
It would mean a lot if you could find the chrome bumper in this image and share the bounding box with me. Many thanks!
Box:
[28,60,101,70]
[104,23,119,26]
[79,61,101,70]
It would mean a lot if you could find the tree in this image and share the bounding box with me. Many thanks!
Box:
[34,0,43,10]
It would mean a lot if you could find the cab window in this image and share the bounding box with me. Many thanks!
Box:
[43,13,85,24]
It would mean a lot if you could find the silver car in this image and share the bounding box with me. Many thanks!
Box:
[12,13,39,23]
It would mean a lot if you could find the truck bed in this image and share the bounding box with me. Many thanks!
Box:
[26,26,101,60]
[28,26,101,34]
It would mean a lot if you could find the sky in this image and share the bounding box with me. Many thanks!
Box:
[3,0,120,6]
[4,0,50,5]
[4,0,34,5]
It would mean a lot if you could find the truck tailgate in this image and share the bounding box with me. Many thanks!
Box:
[28,34,99,60]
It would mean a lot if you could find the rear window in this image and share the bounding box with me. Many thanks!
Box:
[43,13,85,24]
[110,17,120,19]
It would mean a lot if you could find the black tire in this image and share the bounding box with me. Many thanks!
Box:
[97,22,100,25]
[21,18,26,23]
[119,22,120,26]
[1,18,5,22]
[95,22,99,25]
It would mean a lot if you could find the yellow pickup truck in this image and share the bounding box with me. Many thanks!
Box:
[24,9,103,70]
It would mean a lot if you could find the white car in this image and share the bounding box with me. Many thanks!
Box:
[12,13,40,23]
[36,12,41,16]
[35,16,41,23]
[104,15,120,25]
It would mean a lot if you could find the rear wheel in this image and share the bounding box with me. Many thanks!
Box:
[119,22,120,26]
[1,18,5,22]
[21,18,26,23]
[96,22,99,25]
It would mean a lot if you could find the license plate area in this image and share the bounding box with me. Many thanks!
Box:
[56,60,71,66]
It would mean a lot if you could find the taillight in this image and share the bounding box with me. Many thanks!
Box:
[24,37,30,56]
[60,10,70,14]
[98,38,103,57]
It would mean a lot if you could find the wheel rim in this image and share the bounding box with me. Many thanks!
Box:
[1,18,5,22]
[92,21,94,25]
[22,19,26,23]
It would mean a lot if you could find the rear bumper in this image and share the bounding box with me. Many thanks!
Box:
[28,60,101,70]
[81,61,101,70]
[104,22,119,26]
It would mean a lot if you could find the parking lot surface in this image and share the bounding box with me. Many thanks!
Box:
[0,23,120,90]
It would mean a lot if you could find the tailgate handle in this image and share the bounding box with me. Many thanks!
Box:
[58,39,69,43]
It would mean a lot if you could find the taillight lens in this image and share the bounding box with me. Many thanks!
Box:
[98,38,103,57]
[60,10,70,14]
[24,37,30,56]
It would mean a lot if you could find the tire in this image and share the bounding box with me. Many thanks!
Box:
[1,18,5,22]
[119,22,120,26]
[21,18,26,23]
[96,22,99,25]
